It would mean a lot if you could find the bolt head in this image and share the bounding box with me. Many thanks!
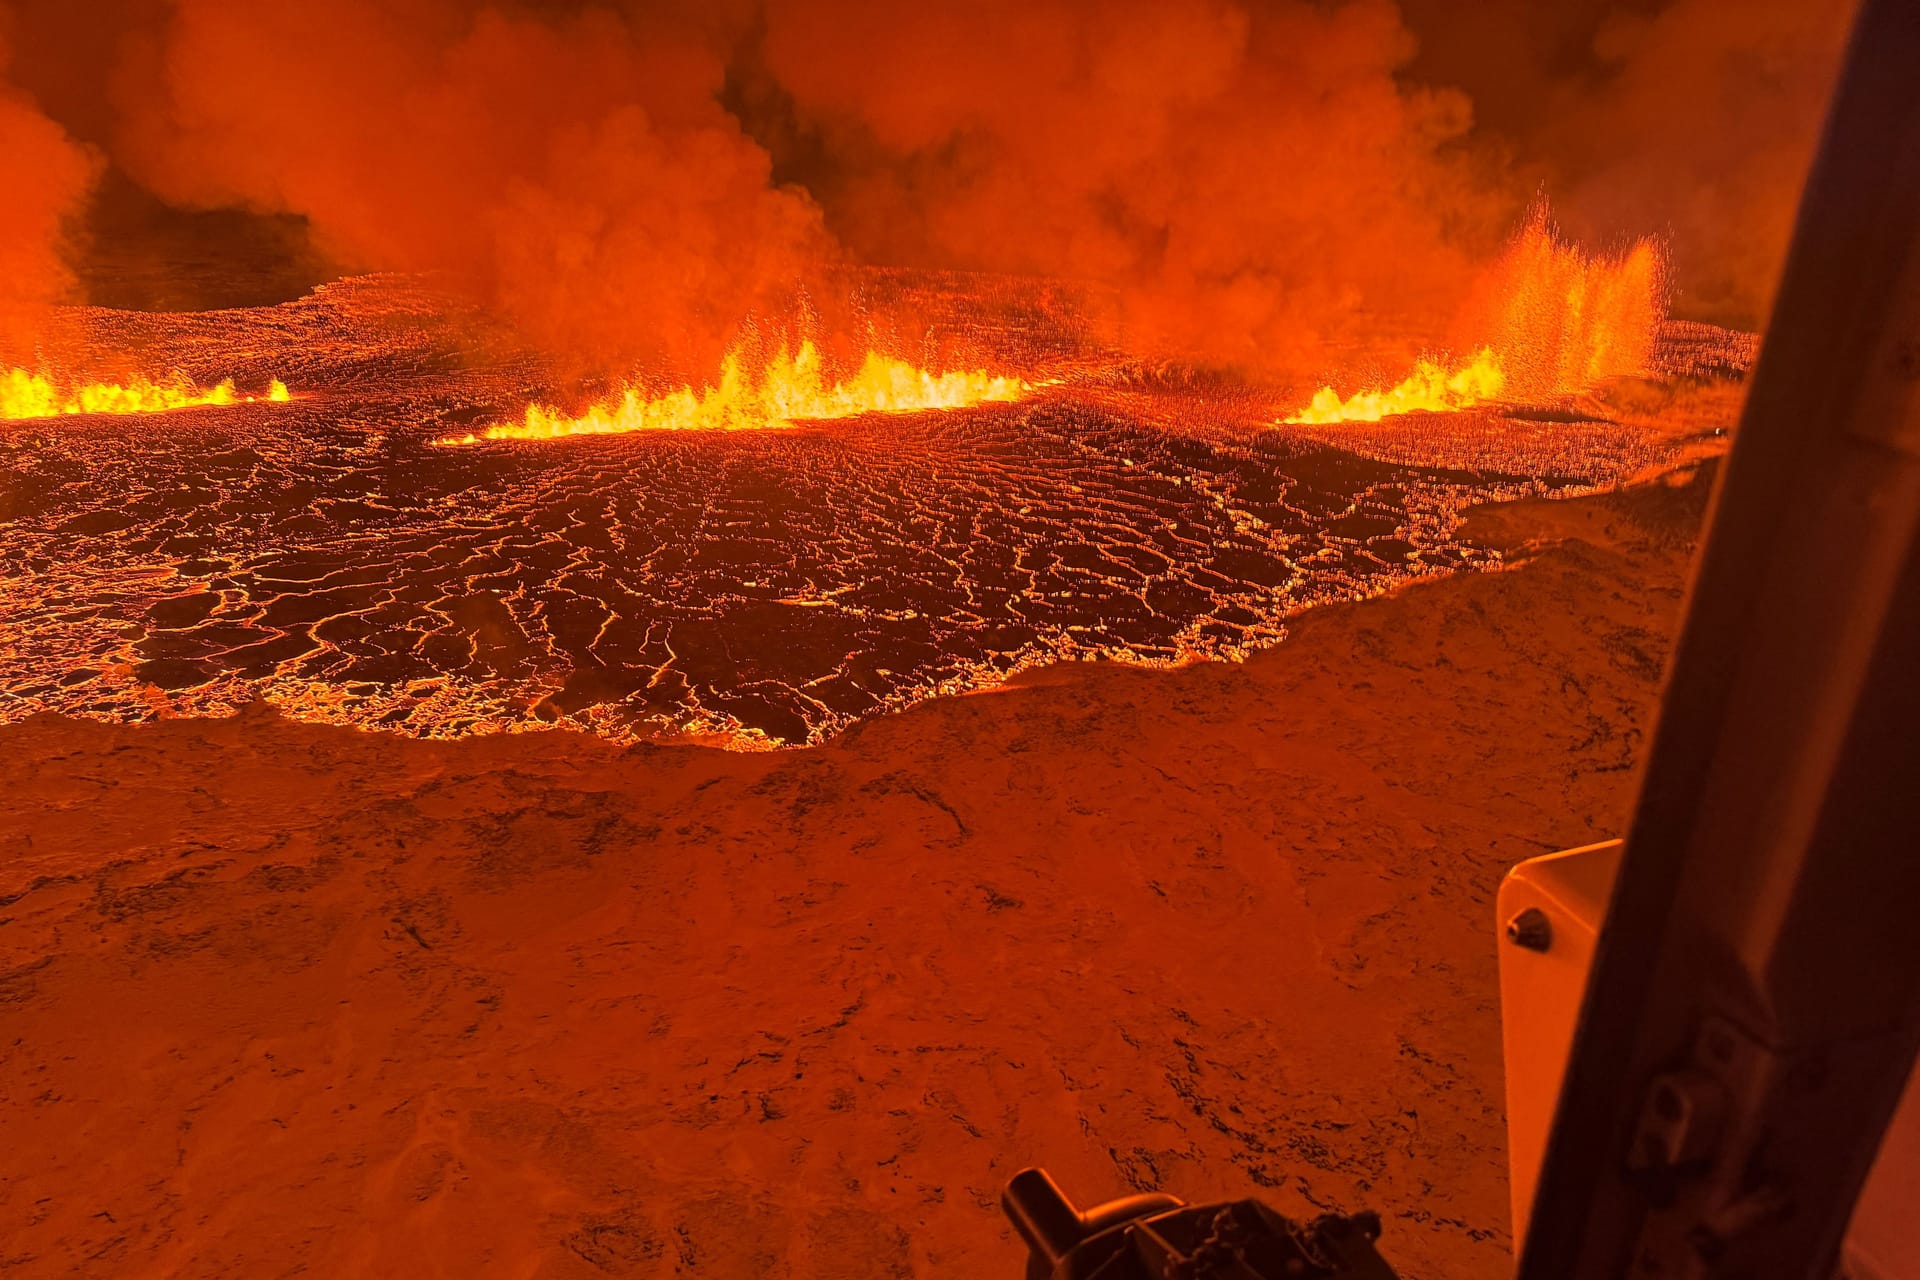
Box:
[1506,906,1553,952]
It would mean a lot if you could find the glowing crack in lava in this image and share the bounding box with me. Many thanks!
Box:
[436,340,1029,445]
[1,369,291,420]
[1283,205,1667,425]
[1,272,1754,747]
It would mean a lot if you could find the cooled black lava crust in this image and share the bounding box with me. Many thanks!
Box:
[3,277,1630,745]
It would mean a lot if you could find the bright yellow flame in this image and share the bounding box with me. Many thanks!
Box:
[1284,348,1506,424]
[438,341,1029,446]
[1,369,294,421]
[1282,203,1667,426]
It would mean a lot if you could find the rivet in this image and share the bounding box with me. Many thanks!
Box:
[1506,907,1553,952]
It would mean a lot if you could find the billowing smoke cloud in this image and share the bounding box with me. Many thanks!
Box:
[1534,0,1854,326]
[754,0,1517,374]
[0,21,99,362]
[1,0,1858,375]
[111,0,831,377]
[1395,0,1856,328]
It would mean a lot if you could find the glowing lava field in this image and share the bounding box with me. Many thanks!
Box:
[0,271,1747,747]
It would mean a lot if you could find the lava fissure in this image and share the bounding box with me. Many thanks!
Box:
[437,341,1030,446]
[2,369,291,420]
[1283,205,1668,426]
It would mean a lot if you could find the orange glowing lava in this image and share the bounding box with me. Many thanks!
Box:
[1283,204,1667,425]
[437,341,1029,445]
[2,370,292,421]
[1285,348,1507,424]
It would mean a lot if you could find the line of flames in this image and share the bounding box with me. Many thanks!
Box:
[1285,348,1507,424]
[2,369,291,421]
[437,340,1029,445]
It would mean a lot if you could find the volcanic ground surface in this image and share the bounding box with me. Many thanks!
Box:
[0,467,1720,1278]
[1,275,1734,745]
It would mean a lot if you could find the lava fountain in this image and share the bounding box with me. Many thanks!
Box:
[1284,204,1668,425]
[1,369,291,420]
[438,340,1030,446]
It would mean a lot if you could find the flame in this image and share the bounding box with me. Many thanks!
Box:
[1283,204,1667,425]
[1285,348,1506,424]
[438,341,1029,445]
[2,370,292,420]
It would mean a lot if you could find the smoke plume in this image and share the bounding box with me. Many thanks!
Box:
[0,0,1862,374]
[0,21,99,362]
[1535,0,1854,326]
[754,0,1516,373]
[1395,0,1855,327]
[111,0,830,377]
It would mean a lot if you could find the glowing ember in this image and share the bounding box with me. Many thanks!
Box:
[1,370,291,421]
[1283,205,1667,425]
[437,341,1028,445]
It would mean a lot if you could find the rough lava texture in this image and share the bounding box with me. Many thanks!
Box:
[0,467,1713,1277]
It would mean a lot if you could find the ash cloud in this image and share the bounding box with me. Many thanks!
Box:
[751,0,1517,375]
[0,0,1862,374]
[1396,0,1856,327]
[0,20,99,362]
[1537,0,1854,326]
[749,0,1853,356]
[108,0,830,378]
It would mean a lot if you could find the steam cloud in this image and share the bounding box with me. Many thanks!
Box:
[1531,0,1854,326]
[0,0,1861,374]
[0,22,98,362]
[753,0,1511,373]
[111,0,831,377]
[1395,0,1854,327]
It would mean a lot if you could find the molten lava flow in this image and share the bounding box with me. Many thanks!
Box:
[1285,349,1506,424]
[2,370,292,420]
[1283,205,1667,425]
[437,341,1028,445]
